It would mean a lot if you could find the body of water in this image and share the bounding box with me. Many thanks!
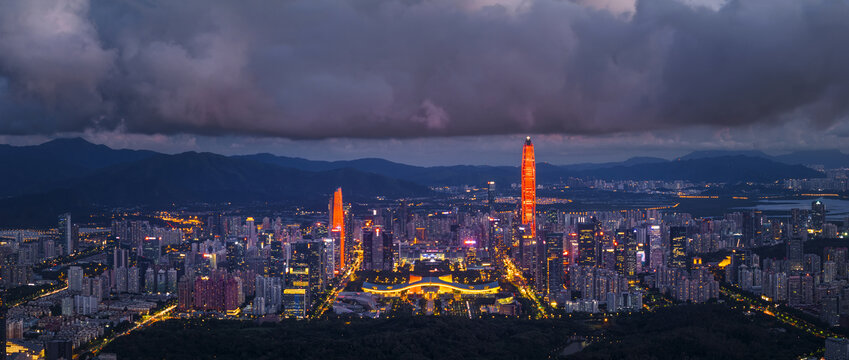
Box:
[737,198,849,220]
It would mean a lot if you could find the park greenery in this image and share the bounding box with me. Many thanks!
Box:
[103,303,822,359]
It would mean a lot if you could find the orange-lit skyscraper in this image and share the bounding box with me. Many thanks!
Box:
[521,136,536,237]
[329,187,345,268]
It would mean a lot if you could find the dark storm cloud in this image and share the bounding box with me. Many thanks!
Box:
[1,0,848,139]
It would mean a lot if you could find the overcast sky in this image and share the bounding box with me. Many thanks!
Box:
[1,0,849,165]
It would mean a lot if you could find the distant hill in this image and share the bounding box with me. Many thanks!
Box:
[0,137,158,198]
[237,154,519,186]
[773,150,849,168]
[0,152,430,227]
[51,152,429,205]
[241,153,823,185]
[677,149,849,169]
[579,155,824,182]
[676,150,772,161]
[0,139,829,227]
[557,156,668,171]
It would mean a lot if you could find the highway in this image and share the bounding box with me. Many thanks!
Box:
[7,284,69,308]
[496,247,549,318]
[313,250,363,319]
[721,285,838,339]
[86,303,178,358]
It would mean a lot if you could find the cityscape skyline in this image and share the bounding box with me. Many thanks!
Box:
[2,133,849,359]
[4,0,849,359]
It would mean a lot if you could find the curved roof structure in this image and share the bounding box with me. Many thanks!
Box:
[362,276,499,295]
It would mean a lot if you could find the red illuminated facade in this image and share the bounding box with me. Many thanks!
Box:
[521,136,536,237]
[329,187,345,268]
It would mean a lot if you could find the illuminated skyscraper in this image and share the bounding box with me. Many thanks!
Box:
[487,181,496,212]
[269,240,286,277]
[543,233,564,295]
[520,137,536,237]
[225,240,246,271]
[648,224,663,270]
[620,229,638,278]
[246,217,257,249]
[789,208,809,240]
[58,213,73,255]
[289,241,327,299]
[811,200,826,235]
[577,222,597,267]
[362,226,393,271]
[329,187,345,269]
[669,226,687,268]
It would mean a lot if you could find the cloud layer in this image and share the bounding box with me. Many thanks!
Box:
[1,0,848,139]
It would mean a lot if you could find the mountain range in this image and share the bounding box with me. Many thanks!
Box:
[0,138,833,226]
[237,152,823,185]
[678,149,849,169]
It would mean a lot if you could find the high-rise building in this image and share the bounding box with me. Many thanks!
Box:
[648,225,663,270]
[789,208,810,240]
[167,268,178,293]
[115,266,128,293]
[825,247,848,278]
[812,200,826,235]
[145,268,155,294]
[487,181,496,212]
[577,222,596,267]
[112,247,128,269]
[669,226,688,268]
[381,229,394,271]
[142,236,161,261]
[188,272,243,314]
[68,266,84,292]
[362,227,376,270]
[520,137,536,237]
[329,188,346,269]
[742,211,763,247]
[362,227,393,271]
[517,225,537,273]
[128,266,140,294]
[246,217,257,249]
[58,213,74,255]
[226,240,246,271]
[544,233,564,295]
[255,275,283,314]
[223,276,242,315]
[289,241,327,300]
[623,229,638,278]
[269,240,286,277]
[283,288,308,319]
[178,276,193,311]
[787,236,804,274]
[156,269,167,293]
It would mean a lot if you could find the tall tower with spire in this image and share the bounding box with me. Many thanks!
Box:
[521,137,536,237]
[329,187,345,269]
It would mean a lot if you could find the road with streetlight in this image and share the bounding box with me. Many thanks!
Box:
[495,247,549,318]
[84,302,178,358]
[721,284,838,339]
[313,250,363,319]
